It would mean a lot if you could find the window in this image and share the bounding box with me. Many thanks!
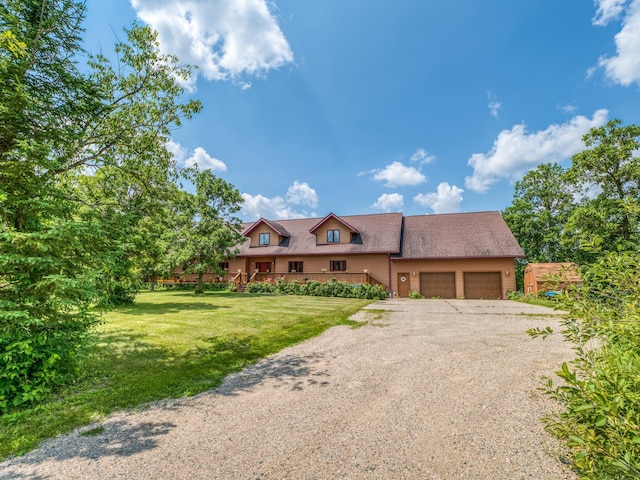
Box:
[218,262,229,271]
[259,233,270,245]
[327,229,340,243]
[288,261,303,273]
[330,260,347,271]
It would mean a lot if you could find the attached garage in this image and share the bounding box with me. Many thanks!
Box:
[464,272,502,299]
[420,272,456,298]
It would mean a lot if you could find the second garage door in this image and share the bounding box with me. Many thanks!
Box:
[464,272,502,299]
[420,272,456,298]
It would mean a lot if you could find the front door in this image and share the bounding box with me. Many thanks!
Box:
[256,262,272,273]
[397,273,410,297]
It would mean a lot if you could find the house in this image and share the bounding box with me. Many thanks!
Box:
[174,211,524,299]
[523,262,580,296]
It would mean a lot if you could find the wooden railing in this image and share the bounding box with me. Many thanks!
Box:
[250,272,384,287]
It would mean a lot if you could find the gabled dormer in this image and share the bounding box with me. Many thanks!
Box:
[309,213,360,245]
[243,218,291,247]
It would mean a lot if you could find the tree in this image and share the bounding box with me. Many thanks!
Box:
[565,119,640,256]
[178,170,244,294]
[0,0,200,410]
[502,163,576,289]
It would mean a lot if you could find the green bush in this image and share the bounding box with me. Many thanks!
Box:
[409,290,425,299]
[529,248,640,478]
[245,279,387,300]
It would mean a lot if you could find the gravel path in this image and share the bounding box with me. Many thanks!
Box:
[1,299,576,479]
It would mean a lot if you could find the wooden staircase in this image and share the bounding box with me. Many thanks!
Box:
[236,283,247,293]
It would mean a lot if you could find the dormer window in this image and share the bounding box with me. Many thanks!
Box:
[327,229,340,243]
[259,233,270,245]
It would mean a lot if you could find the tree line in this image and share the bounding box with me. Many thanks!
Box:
[0,0,243,412]
[502,120,640,288]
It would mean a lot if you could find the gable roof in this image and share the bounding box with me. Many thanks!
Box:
[242,218,291,238]
[238,213,403,256]
[309,213,359,235]
[399,211,525,259]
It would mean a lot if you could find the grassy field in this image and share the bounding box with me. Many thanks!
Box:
[0,290,372,459]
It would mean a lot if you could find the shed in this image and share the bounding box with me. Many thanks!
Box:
[523,262,580,296]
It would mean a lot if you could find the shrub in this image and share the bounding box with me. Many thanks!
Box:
[244,279,387,300]
[529,248,640,478]
[408,290,424,299]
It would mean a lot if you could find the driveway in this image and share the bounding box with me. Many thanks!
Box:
[1,299,576,479]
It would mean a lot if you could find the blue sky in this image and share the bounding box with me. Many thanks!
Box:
[83,1,640,221]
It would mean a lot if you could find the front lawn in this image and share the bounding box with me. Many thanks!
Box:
[0,291,371,459]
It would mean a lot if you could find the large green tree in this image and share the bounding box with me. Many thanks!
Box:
[564,119,640,258]
[503,162,576,263]
[0,0,200,410]
[178,170,245,294]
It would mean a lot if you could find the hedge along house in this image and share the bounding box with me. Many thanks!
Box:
[212,211,524,299]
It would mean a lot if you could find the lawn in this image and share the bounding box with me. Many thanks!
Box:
[0,290,372,459]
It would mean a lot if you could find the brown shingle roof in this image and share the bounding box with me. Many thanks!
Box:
[237,213,403,256]
[399,211,524,259]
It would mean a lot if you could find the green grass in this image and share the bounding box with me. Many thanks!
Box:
[0,290,371,459]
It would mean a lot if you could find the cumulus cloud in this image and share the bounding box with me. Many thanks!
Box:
[371,161,427,187]
[410,148,436,164]
[241,181,318,220]
[166,141,227,171]
[487,91,502,118]
[372,193,404,212]
[241,193,304,220]
[286,181,318,208]
[597,0,640,86]
[130,0,294,88]
[593,0,628,26]
[414,183,464,214]
[185,147,227,171]
[465,109,608,193]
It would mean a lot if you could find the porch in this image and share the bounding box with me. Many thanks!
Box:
[231,271,385,290]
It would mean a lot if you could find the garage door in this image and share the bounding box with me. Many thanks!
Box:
[420,272,456,299]
[464,272,502,299]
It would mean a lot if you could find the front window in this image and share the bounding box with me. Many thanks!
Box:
[330,260,347,271]
[219,262,229,271]
[259,233,270,245]
[327,229,340,243]
[288,261,303,273]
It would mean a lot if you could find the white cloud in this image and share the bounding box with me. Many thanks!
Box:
[185,147,227,171]
[372,193,404,212]
[597,0,640,86]
[166,139,187,164]
[487,91,502,118]
[166,141,227,171]
[286,181,318,208]
[465,109,609,193]
[241,181,318,220]
[410,148,436,164]
[593,0,628,26]
[241,193,306,220]
[558,103,578,114]
[130,0,294,88]
[414,183,464,214]
[372,161,427,187]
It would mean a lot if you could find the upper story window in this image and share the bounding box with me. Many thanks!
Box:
[327,229,340,243]
[259,233,270,245]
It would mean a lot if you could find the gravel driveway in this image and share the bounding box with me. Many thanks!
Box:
[1,299,576,479]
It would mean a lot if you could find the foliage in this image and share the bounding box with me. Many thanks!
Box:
[565,120,640,259]
[408,290,425,299]
[0,1,200,411]
[245,278,388,300]
[0,291,370,458]
[529,247,640,478]
[177,170,244,294]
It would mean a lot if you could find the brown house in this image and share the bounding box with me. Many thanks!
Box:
[523,262,580,296]
[196,211,523,299]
